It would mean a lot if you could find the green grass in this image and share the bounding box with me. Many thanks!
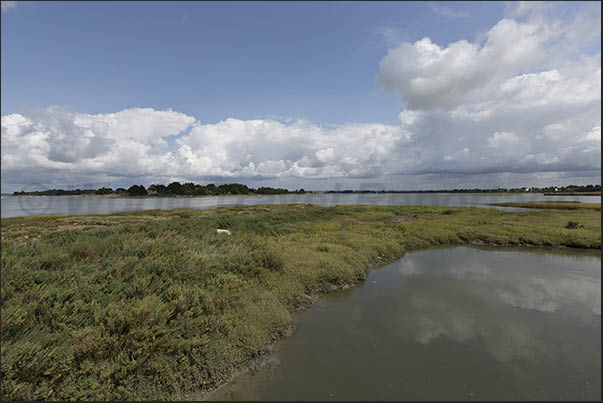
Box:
[1,204,601,400]
[490,201,601,211]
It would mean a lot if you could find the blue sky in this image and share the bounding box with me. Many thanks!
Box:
[2,1,505,125]
[1,1,601,192]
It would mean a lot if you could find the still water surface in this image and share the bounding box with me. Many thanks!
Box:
[1,193,600,218]
[210,247,601,401]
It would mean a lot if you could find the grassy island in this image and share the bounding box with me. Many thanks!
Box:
[1,204,601,400]
[490,201,601,211]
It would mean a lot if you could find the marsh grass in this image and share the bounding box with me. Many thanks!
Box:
[490,201,601,211]
[1,204,601,400]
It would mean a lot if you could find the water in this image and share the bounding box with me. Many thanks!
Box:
[1,193,600,218]
[209,247,601,401]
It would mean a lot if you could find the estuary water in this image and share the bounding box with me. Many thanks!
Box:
[209,247,601,401]
[1,193,600,218]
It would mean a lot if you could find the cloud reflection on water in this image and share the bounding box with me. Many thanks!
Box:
[391,248,600,363]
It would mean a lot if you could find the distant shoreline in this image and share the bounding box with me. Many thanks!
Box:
[6,193,305,198]
[5,191,601,198]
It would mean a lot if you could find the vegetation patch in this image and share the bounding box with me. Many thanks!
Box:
[1,204,601,400]
[388,214,419,223]
[490,202,601,211]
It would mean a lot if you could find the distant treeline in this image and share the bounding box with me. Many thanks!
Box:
[12,183,600,197]
[13,182,307,197]
[324,184,601,194]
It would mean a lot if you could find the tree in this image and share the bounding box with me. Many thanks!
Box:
[149,184,167,195]
[182,182,196,195]
[95,187,113,195]
[206,184,217,195]
[127,184,148,196]
[194,184,209,195]
[167,182,183,195]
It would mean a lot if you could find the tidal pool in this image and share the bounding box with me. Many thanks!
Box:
[209,246,601,401]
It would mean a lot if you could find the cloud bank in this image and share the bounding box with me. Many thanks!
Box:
[376,1,600,178]
[1,2,600,192]
[1,107,409,190]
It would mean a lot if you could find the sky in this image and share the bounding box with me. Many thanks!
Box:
[1,1,601,192]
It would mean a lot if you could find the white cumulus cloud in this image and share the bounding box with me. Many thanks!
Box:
[1,108,412,190]
[375,1,600,178]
